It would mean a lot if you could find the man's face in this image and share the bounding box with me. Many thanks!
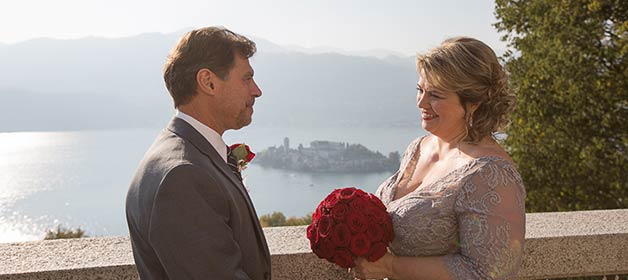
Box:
[215,54,262,131]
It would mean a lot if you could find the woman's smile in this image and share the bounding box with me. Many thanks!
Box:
[421,111,438,121]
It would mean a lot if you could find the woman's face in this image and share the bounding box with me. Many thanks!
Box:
[416,73,467,141]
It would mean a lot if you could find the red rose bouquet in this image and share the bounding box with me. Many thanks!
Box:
[306,187,394,268]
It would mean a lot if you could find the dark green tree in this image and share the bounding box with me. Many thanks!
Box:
[495,0,627,212]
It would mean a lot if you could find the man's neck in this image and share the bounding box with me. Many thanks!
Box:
[177,103,225,135]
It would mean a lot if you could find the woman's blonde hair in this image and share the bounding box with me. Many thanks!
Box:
[416,37,516,143]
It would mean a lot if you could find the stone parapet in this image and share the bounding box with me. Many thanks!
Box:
[520,209,628,279]
[0,237,137,280]
[1,209,627,279]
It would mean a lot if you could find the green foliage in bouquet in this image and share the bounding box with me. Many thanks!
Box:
[495,0,628,212]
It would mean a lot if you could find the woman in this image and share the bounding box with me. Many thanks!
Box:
[353,37,526,279]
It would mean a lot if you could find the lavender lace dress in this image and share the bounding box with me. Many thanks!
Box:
[375,137,526,279]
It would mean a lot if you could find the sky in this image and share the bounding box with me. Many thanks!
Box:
[0,0,506,56]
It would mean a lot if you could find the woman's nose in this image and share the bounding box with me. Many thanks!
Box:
[417,93,428,108]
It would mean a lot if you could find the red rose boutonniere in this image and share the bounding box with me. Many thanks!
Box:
[229,143,255,172]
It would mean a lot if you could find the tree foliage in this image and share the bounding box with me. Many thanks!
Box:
[44,225,88,240]
[259,212,312,227]
[495,0,628,212]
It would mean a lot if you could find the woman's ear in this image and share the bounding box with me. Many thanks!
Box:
[467,102,481,115]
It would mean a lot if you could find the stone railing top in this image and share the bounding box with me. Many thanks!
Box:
[264,208,628,255]
[1,209,627,279]
[525,208,628,238]
[0,236,133,275]
[263,225,309,255]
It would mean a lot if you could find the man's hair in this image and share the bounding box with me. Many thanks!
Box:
[163,27,256,107]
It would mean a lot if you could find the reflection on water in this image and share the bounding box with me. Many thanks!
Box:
[0,130,153,243]
[0,126,423,243]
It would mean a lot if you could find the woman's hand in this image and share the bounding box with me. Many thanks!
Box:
[352,252,394,279]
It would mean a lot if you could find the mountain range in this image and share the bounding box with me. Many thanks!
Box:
[0,31,420,132]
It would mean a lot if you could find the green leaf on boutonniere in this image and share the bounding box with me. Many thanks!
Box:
[230,143,255,163]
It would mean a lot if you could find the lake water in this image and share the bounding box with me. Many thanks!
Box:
[0,124,425,243]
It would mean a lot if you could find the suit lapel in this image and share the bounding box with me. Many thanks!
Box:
[166,118,271,262]
[166,118,249,196]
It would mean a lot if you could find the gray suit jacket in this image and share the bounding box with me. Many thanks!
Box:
[126,117,271,280]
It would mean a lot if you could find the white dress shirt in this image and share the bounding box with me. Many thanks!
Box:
[175,110,228,163]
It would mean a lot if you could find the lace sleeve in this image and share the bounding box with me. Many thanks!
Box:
[444,161,526,279]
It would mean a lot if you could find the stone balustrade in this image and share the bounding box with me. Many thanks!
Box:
[1,209,627,279]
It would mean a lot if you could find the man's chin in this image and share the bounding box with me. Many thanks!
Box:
[232,118,253,130]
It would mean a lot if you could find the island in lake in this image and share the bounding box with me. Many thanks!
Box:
[255,137,400,173]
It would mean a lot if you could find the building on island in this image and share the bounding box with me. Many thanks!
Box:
[255,138,400,173]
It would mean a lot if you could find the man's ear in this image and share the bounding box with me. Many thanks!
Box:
[196,69,219,96]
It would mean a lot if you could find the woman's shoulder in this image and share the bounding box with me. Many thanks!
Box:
[410,134,430,149]
[468,156,524,192]
[462,139,522,182]
[466,138,515,164]
[400,135,429,158]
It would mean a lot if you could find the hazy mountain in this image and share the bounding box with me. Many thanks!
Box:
[280,44,411,60]
[0,33,419,132]
[249,36,412,59]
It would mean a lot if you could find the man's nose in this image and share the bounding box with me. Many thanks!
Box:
[252,81,262,97]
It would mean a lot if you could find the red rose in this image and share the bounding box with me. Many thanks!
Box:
[317,215,333,238]
[369,193,387,210]
[314,238,335,261]
[323,191,341,208]
[306,224,319,244]
[376,210,389,223]
[355,188,369,198]
[312,211,320,222]
[347,212,368,233]
[339,187,357,200]
[349,197,369,213]
[312,204,325,221]
[349,233,371,256]
[366,222,384,242]
[331,223,351,247]
[361,206,377,221]
[332,249,355,268]
[306,224,314,239]
[331,203,349,222]
[366,242,388,262]
[381,217,394,242]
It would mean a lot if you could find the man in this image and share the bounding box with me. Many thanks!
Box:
[125,27,270,280]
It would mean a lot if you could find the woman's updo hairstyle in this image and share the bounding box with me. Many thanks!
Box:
[416,37,516,143]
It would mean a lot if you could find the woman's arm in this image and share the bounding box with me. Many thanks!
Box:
[443,162,526,279]
[354,253,453,280]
